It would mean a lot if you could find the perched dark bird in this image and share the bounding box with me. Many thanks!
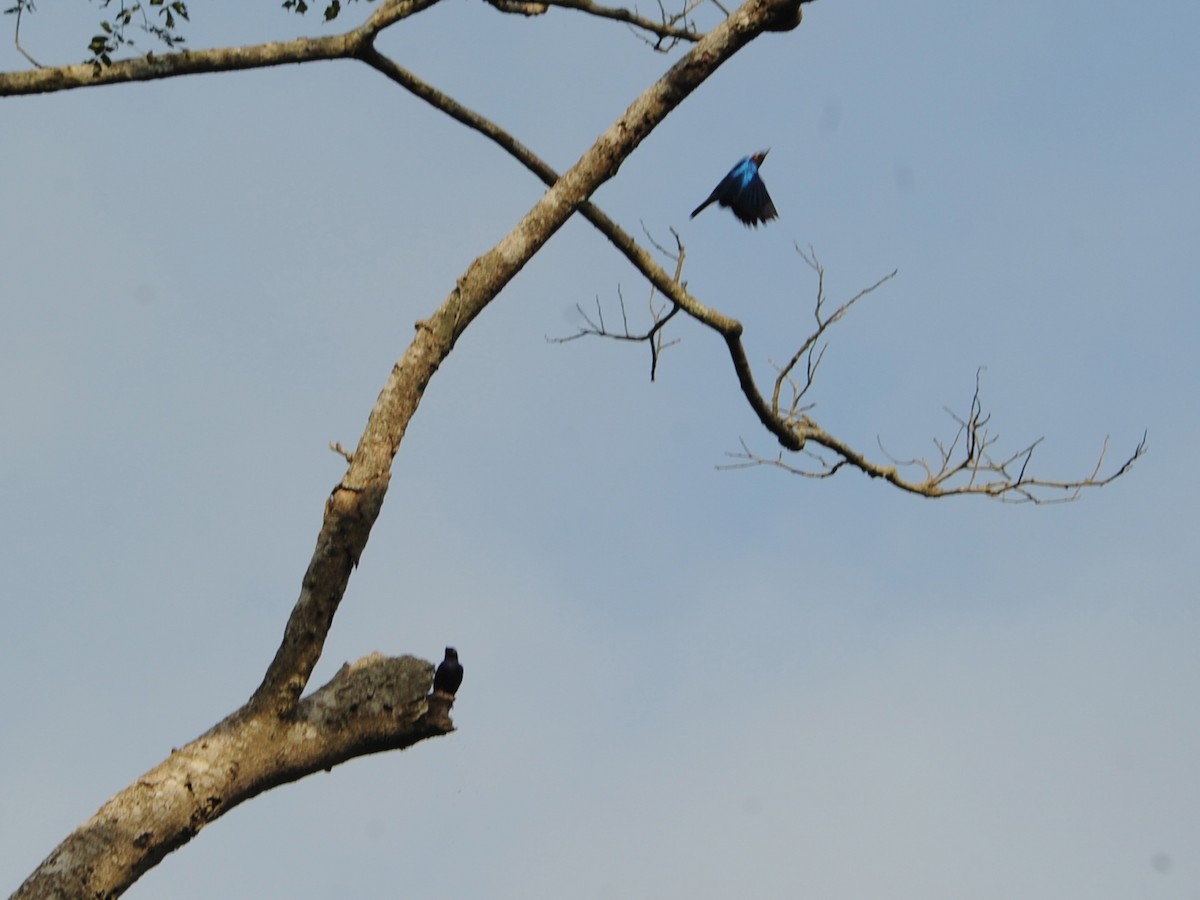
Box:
[690,150,778,227]
[433,646,463,696]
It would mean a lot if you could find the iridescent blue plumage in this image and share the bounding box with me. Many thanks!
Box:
[690,150,778,227]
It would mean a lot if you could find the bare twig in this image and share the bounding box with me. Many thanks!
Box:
[771,246,896,419]
[550,224,691,380]
[255,0,785,717]
[635,0,707,50]
[539,0,700,43]
[357,46,729,331]
[12,0,42,68]
[551,287,682,374]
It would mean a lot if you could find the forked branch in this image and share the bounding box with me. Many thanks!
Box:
[12,3,804,894]
[386,51,1142,501]
[552,227,686,379]
[725,373,1146,502]
[771,245,896,420]
[0,0,702,93]
[572,243,1144,503]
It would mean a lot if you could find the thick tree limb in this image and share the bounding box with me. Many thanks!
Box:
[0,0,435,96]
[13,655,453,900]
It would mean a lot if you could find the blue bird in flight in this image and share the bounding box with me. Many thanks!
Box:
[690,150,778,227]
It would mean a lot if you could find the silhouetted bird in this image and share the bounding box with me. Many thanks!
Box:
[433,647,463,696]
[690,150,778,227]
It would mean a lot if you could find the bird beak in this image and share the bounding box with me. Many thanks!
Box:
[760,149,770,161]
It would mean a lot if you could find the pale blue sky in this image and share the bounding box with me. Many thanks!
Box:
[2,2,1198,898]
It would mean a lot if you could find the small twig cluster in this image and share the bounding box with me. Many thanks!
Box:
[553,226,692,379]
[769,245,896,426]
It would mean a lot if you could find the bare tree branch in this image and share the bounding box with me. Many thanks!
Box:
[11,1,808,893]
[0,0,436,95]
[13,655,453,900]
[536,0,700,44]
[11,0,42,69]
[573,241,1144,502]
[0,0,703,94]
[485,0,702,45]
[723,366,1149,503]
[550,228,683,378]
[253,0,796,719]
[771,246,896,419]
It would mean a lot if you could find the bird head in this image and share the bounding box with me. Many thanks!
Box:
[752,149,770,166]
[444,647,458,660]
